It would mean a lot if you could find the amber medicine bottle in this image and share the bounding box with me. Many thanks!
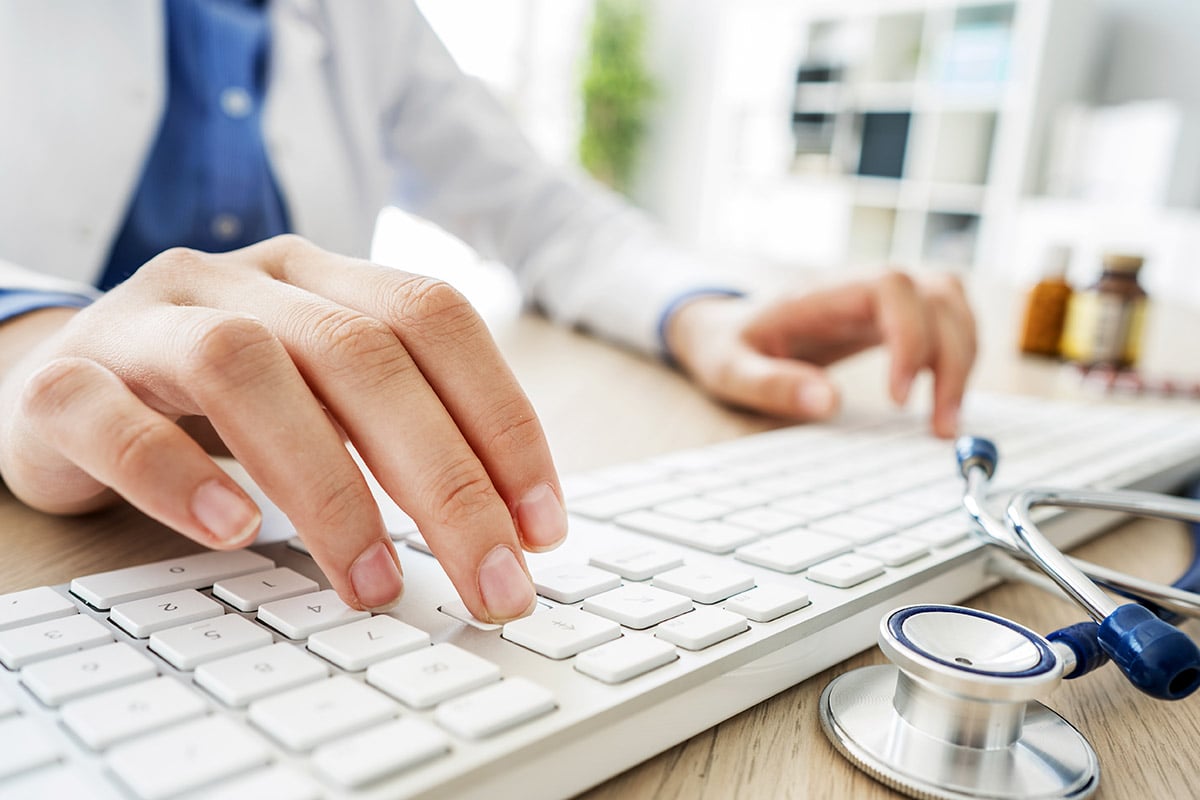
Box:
[1018,245,1072,357]
[1059,252,1147,368]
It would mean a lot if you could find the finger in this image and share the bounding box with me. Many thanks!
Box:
[274,245,565,550]
[99,302,405,613]
[700,342,840,421]
[17,357,261,547]
[925,289,977,438]
[872,272,932,406]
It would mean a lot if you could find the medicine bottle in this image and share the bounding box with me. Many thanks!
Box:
[1059,252,1147,368]
[1018,245,1072,357]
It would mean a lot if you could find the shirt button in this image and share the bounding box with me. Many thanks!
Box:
[219,87,253,119]
[211,214,243,241]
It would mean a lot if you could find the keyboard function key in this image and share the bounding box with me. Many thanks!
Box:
[195,642,329,707]
[0,613,111,669]
[71,550,273,610]
[651,565,755,604]
[60,676,208,750]
[807,553,886,588]
[722,585,811,622]
[212,567,319,612]
[574,635,678,684]
[502,606,621,659]
[21,641,156,706]
[581,585,692,630]
[0,586,75,631]
[307,615,430,671]
[857,536,930,567]
[148,612,273,670]
[654,607,749,651]
[434,677,556,740]
[312,717,450,788]
[532,564,621,604]
[256,589,369,639]
[248,675,397,751]
[588,548,683,581]
[107,715,271,800]
[735,531,849,574]
[109,589,224,638]
[367,643,501,709]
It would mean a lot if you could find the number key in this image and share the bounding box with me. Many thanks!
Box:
[256,590,369,639]
[109,589,223,638]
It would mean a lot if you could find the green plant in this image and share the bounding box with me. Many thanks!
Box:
[579,0,656,195]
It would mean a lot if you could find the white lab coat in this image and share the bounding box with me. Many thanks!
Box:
[0,0,724,354]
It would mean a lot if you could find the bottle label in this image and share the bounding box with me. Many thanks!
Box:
[1060,292,1146,365]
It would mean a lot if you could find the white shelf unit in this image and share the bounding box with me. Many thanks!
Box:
[670,0,1099,275]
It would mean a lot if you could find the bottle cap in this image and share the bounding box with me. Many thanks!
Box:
[1102,252,1144,274]
[1041,244,1071,278]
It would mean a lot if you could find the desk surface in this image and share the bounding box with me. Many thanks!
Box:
[3,285,1199,798]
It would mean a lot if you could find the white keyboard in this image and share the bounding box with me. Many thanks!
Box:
[3,393,1200,800]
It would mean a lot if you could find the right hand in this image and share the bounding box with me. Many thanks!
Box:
[0,235,566,621]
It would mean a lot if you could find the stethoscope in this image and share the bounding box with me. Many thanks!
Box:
[819,436,1200,800]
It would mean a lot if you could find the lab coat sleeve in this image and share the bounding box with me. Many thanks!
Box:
[0,257,99,306]
[379,4,742,356]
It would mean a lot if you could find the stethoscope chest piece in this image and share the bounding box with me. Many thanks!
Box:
[819,605,1099,800]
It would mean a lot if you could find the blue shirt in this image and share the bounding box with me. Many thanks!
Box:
[100,0,290,290]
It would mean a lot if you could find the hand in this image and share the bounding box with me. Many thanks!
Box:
[664,271,977,437]
[0,235,566,621]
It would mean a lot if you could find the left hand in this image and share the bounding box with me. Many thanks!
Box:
[664,271,976,438]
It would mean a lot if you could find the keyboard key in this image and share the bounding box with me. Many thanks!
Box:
[0,765,93,797]
[807,553,886,588]
[735,531,849,574]
[109,589,224,638]
[502,606,621,659]
[107,716,271,800]
[0,586,75,631]
[248,676,397,750]
[722,585,811,622]
[857,536,930,567]
[654,608,749,651]
[60,676,207,750]
[588,548,683,581]
[206,765,321,800]
[212,567,319,612]
[0,613,111,669]
[906,515,972,547]
[71,550,273,610]
[654,497,734,521]
[853,500,935,529]
[807,514,896,545]
[367,643,501,709]
[581,585,692,630]
[768,494,849,521]
[438,599,502,631]
[149,613,273,670]
[615,511,759,554]
[0,690,16,717]
[256,589,369,639]
[722,507,804,535]
[0,716,60,779]
[195,643,329,707]
[707,486,774,510]
[404,532,433,555]
[21,642,156,706]
[574,635,678,684]
[434,678,556,740]
[307,615,430,670]
[313,718,450,788]
[532,564,621,603]
[570,481,691,519]
[651,566,755,604]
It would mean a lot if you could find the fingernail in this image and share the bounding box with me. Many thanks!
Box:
[798,382,835,417]
[350,540,404,611]
[895,374,914,404]
[515,483,568,550]
[191,480,260,545]
[478,545,536,622]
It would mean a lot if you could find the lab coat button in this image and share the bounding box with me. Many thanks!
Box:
[219,86,253,118]
[211,214,243,241]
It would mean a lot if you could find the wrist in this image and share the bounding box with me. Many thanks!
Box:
[658,289,745,367]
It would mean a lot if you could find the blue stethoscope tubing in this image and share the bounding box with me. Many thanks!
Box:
[957,436,1200,700]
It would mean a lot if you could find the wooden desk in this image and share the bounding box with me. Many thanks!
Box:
[3,290,1199,799]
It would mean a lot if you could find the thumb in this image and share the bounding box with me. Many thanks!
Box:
[704,347,840,421]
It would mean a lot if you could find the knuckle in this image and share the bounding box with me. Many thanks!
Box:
[482,397,544,456]
[110,418,175,476]
[308,476,377,533]
[268,233,316,257]
[20,358,100,421]
[185,315,280,381]
[392,277,481,337]
[138,247,206,284]
[424,458,499,528]
[311,309,400,368]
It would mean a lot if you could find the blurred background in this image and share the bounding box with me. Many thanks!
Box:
[373,0,1200,324]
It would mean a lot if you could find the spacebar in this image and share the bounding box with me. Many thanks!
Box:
[71,550,274,610]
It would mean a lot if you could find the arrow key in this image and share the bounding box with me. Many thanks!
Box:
[502,607,621,659]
